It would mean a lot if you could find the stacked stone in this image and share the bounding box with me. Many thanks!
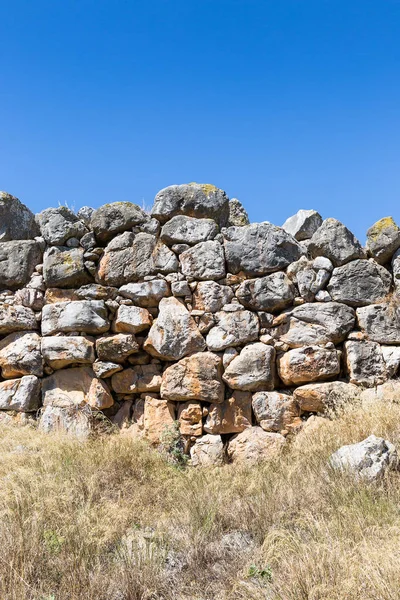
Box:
[1,185,400,465]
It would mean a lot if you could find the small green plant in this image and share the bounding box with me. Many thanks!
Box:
[247,563,273,582]
[43,530,65,555]
[159,421,189,467]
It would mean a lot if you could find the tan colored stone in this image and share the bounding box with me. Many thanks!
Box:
[0,332,42,378]
[293,381,360,413]
[277,345,340,386]
[42,367,114,410]
[111,364,162,394]
[222,343,276,391]
[227,427,286,464]
[45,288,79,304]
[177,402,202,436]
[190,434,225,467]
[360,380,400,404]
[252,391,300,433]
[113,305,152,333]
[41,336,95,369]
[96,333,139,363]
[204,391,252,434]
[160,352,224,403]
[142,394,176,445]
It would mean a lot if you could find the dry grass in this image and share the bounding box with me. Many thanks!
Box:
[1,400,400,599]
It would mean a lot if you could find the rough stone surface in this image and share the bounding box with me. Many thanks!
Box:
[0,375,41,411]
[113,305,152,333]
[236,272,295,312]
[119,280,170,307]
[160,215,218,245]
[204,391,252,434]
[277,346,340,386]
[282,209,323,241]
[357,303,400,344]
[41,300,109,336]
[39,405,92,438]
[227,198,249,227]
[0,305,37,334]
[36,207,87,246]
[42,367,113,410]
[206,310,259,351]
[91,202,149,243]
[252,391,300,433]
[177,402,202,436]
[190,434,225,467]
[0,192,39,241]
[192,281,234,313]
[330,435,398,481]
[0,241,43,290]
[308,218,365,267]
[327,260,391,307]
[223,223,303,276]
[344,340,388,387]
[222,343,276,391]
[151,183,230,225]
[41,336,95,369]
[227,427,286,464]
[366,217,400,264]
[43,246,91,288]
[179,241,225,281]
[142,394,176,445]
[161,352,224,403]
[293,381,360,413]
[95,333,139,363]
[144,297,205,360]
[0,332,42,378]
[111,364,162,394]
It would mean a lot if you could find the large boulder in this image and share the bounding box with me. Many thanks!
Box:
[192,281,234,313]
[39,405,92,438]
[97,232,178,286]
[151,183,230,225]
[42,367,113,410]
[206,310,259,351]
[357,303,400,344]
[0,192,39,241]
[118,280,170,307]
[236,272,295,312]
[252,391,300,433]
[223,223,303,276]
[222,343,276,391]
[0,240,42,289]
[142,394,176,445]
[111,364,162,394]
[344,340,388,387]
[204,391,252,434]
[0,332,42,378]
[366,217,400,264]
[36,206,87,245]
[327,260,391,307]
[271,302,355,348]
[95,333,139,363]
[0,305,37,334]
[144,297,205,360]
[190,434,225,467]
[0,375,41,411]
[227,427,286,464]
[160,215,218,245]
[41,300,110,336]
[282,209,322,241]
[179,240,226,280]
[90,201,149,243]
[41,336,95,369]
[43,246,91,288]
[293,381,360,413]
[161,352,224,403]
[330,435,398,481]
[308,218,365,266]
[277,345,340,386]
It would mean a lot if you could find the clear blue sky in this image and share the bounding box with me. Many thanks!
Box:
[1,0,400,242]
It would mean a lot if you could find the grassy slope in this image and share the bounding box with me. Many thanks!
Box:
[1,401,400,600]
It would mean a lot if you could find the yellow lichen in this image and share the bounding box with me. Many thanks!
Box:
[368,216,396,241]
[188,182,219,197]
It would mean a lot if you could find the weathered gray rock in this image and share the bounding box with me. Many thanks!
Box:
[0,375,41,411]
[227,427,286,464]
[151,183,230,225]
[38,405,92,438]
[0,305,37,334]
[171,281,191,297]
[206,310,259,351]
[222,343,276,391]
[344,340,387,387]
[41,336,95,369]
[144,297,205,360]
[190,434,225,467]
[252,391,300,432]
[14,287,44,310]
[293,381,360,413]
[192,281,234,313]
[308,218,365,267]
[161,352,224,403]
[93,360,122,379]
[359,380,400,403]
[95,333,139,363]
[0,192,39,241]
[111,364,162,394]
[357,303,400,344]
[392,248,400,295]
[282,209,323,241]
[119,280,170,307]
[204,391,252,434]
[160,215,218,245]
[91,202,149,243]
[0,332,42,378]
[179,241,226,281]
[223,223,303,276]
[0,240,42,289]
[277,345,340,386]
[327,260,391,307]
[113,305,152,333]
[77,206,94,226]
[42,367,113,409]
[366,217,400,264]
[236,272,295,312]
[330,435,398,481]
[41,300,109,336]
[43,246,91,288]
[227,198,250,227]
[271,302,355,348]
[381,346,400,377]
[97,232,178,286]
[36,206,88,245]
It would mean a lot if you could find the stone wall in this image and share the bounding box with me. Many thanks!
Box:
[1,184,400,465]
